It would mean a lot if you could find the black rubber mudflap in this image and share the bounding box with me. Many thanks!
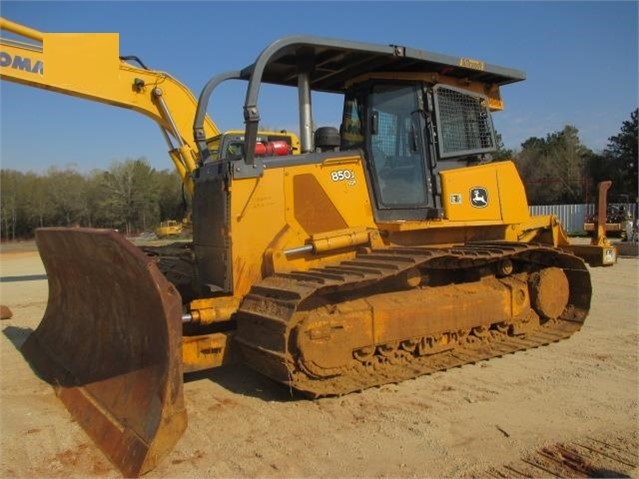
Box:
[22,228,186,477]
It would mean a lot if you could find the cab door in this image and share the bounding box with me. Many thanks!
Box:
[345,82,441,222]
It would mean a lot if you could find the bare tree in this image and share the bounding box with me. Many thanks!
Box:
[98,158,159,234]
[0,170,20,240]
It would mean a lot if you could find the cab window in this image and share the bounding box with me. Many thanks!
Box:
[368,84,427,207]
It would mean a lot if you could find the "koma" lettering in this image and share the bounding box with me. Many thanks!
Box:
[0,52,44,74]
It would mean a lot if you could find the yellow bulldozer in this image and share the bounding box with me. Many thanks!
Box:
[154,219,186,238]
[1,18,617,477]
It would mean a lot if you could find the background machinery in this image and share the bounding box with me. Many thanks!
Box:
[0,18,299,229]
[154,219,187,239]
[584,191,636,242]
[1,18,617,477]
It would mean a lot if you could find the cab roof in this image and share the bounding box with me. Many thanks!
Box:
[240,36,526,94]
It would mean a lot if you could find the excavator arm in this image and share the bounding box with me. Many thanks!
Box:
[0,17,219,195]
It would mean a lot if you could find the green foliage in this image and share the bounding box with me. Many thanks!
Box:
[0,158,183,240]
[514,125,591,204]
[586,109,638,202]
[155,169,188,224]
[96,158,159,235]
[45,167,89,226]
[512,111,637,204]
[492,132,515,161]
[0,170,22,240]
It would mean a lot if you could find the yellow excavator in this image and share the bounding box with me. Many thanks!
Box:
[1,18,617,477]
[0,17,298,226]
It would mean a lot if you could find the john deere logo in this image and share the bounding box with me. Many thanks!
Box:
[470,187,488,208]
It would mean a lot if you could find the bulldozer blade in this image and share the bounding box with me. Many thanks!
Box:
[21,227,187,477]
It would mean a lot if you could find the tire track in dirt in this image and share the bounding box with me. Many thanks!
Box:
[472,432,638,478]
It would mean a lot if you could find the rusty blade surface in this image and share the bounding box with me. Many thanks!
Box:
[22,228,187,477]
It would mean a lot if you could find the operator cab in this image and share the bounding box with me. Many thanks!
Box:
[340,80,499,220]
[193,36,525,222]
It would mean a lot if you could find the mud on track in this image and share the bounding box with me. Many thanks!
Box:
[0,247,637,478]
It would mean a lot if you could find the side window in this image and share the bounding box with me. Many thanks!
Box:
[225,141,244,159]
[341,96,364,150]
[369,85,427,207]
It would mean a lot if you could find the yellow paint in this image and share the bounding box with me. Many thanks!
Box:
[440,161,530,223]
[227,153,379,296]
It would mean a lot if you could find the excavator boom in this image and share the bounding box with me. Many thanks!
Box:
[0,17,218,195]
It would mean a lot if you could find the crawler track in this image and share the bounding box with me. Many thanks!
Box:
[235,243,592,397]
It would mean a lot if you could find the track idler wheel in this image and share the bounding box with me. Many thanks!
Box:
[21,228,187,477]
[529,267,570,319]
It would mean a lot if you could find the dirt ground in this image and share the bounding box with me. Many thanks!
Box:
[0,241,637,478]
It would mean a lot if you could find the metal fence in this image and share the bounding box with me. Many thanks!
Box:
[529,203,639,234]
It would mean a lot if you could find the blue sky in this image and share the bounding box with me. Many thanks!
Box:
[1,1,637,173]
